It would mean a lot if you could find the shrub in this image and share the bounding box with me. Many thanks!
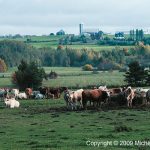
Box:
[82,64,93,71]
[12,60,47,90]
[48,70,58,79]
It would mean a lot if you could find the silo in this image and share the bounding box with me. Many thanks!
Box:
[79,23,84,35]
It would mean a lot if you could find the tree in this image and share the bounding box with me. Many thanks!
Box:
[0,58,7,72]
[12,60,47,90]
[124,61,147,86]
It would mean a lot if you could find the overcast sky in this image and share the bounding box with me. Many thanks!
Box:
[0,0,150,35]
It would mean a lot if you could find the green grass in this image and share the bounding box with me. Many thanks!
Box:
[0,99,150,150]
[43,71,125,88]
[0,67,125,88]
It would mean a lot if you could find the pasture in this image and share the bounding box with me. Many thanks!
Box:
[0,98,150,150]
[0,67,125,88]
[0,67,150,149]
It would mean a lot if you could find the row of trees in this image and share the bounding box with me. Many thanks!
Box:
[129,29,144,41]
[1,40,150,70]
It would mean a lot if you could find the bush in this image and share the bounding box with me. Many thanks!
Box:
[48,70,58,79]
[12,60,47,90]
[82,64,93,71]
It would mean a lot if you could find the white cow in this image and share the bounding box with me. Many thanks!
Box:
[68,89,84,110]
[4,98,20,108]
[17,92,27,99]
[30,91,41,99]
[35,93,45,99]
[124,87,135,107]
[11,89,19,98]
[98,85,107,91]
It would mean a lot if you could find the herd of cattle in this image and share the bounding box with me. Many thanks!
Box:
[1,86,150,110]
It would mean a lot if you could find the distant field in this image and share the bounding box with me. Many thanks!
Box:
[63,45,133,51]
[0,35,135,51]
[0,67,125,88]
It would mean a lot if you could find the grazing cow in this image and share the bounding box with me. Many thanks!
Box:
[35,93,45,99]
[25,88,33,98]
[11,89,19,98]
[67,89,84,110]
[17,92,27,99]
[4,98,20,108]
[82,89,110,109]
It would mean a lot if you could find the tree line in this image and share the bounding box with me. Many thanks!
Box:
[0,40,150,70]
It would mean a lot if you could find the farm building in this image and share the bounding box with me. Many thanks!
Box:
[114,32,125,40]
[56,29,65,35]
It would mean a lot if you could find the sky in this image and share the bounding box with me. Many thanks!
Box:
[0,0,150,35]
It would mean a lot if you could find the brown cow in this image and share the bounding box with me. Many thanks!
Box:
[39,86,68,99]
[82,89,110,109]
[25,88,33,98]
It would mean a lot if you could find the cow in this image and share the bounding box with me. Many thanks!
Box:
[48,87,67,98]
[146,90,150,105]
[39,87,67,99]
[47,92,54,99]
[64,90,74,110]
[35,93,45,99]
[124,87,135,107]
[31,91,41,99]
[67,89,84,110]
[0,88,8,100]
[11,89,19,98]
[109,88,122,95]
[17,92,27,99]
[134,88,148,105]
[107,87,135,108]
[82,89,110,109]
[4,98,20,108]
[25,88,33,98]
[98,86,107,91]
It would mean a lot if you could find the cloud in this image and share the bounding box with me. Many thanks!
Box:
[0,0,149,35]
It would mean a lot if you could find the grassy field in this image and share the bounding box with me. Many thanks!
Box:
[0,99,150,150]
[0,67,125,88]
